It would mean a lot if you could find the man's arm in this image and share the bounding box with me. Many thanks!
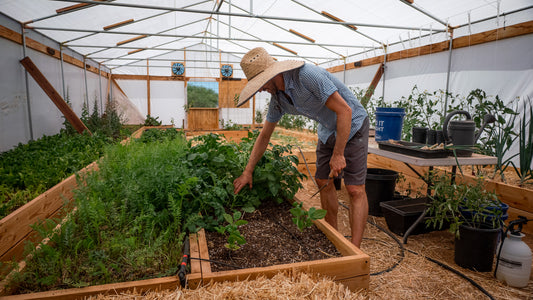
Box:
[233,120,277,194]
[325,91,352,177]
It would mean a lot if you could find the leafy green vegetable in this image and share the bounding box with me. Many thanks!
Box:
[290,202,327,231]
[8,129,305,292]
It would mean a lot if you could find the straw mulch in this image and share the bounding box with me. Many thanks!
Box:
[90,179,532,300]
[88,272,364,300]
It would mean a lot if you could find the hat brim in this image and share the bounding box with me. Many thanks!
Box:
[237,60,304,107]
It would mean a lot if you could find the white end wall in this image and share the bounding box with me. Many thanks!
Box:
[1,15,111,152]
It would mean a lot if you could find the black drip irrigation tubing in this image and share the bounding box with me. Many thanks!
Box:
[338,201,495,300]
[189,256,244,270]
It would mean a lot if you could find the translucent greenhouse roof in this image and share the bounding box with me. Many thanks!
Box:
[1,0,532,76]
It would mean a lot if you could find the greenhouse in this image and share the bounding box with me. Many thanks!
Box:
[0,0,532,299]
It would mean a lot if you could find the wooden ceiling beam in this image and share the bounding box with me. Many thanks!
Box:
[273,43,298,55]
[55,0,107,14]
[117,35,148,46]
[127,49,144,55]
[289,29,315,43]
[103,19,134,31]
[321,11,358,31]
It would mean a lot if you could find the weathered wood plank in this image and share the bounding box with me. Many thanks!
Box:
[196,229,212,274]
[187,255,369,291]
[0,162,97,260]
[0,276,179,300]
[189,233,201,274]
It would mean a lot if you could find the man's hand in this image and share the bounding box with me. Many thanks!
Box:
[329,153,346,178]
[233,171,253,194]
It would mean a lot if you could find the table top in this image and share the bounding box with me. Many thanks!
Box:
[368,141,498,167]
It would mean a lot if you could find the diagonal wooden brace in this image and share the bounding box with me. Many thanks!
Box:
[20,56,91,135]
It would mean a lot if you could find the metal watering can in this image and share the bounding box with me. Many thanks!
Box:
[442,110,496,156]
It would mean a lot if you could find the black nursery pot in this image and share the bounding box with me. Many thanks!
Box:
[411,127,428,144]
[365,168,398,216]
[426,129,437,145]
[454,223,501,272]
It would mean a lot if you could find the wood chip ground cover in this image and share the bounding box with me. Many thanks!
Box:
[205,199,340,272]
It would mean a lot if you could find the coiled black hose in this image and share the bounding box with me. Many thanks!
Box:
[338,201,495,300]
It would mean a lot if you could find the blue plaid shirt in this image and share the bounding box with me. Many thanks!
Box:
[266,63,368,144]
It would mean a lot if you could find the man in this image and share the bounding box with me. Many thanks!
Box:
[232,47,369,248]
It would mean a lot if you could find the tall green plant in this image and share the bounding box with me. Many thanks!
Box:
[510,98,533,185]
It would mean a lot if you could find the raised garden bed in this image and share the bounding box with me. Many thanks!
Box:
[0,126,148,269]
[187,196,370,292]
[0,127,372,298]
[205,199,341,272]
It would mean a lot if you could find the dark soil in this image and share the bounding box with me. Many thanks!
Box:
[205,200,341,272]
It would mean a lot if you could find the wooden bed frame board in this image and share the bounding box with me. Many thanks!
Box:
[0,162,98,262]
[186,215,370,292]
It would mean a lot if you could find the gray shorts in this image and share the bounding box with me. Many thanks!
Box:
[315,117,369,186]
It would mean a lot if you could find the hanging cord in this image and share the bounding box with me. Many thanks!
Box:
[338,201,495,299]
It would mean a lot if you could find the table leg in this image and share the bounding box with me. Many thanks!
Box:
[403,208,428,244]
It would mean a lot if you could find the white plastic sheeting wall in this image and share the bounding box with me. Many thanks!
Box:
[0,22,111,152]
[115,79,186,127]
[338,34,533,168]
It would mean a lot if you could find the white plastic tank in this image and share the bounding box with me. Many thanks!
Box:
[496,232,532,288]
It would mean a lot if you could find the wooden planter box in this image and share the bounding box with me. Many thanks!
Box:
[186,196,370,292]
[0,127,150,276]
[185,129,250,142]
[0,162,98,268]
[0,128,368,298]
[0,196,369,299]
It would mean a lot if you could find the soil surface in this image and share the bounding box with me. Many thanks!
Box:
[205,200,341,272]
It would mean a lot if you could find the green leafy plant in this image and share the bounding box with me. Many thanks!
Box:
[510,98,533,185]
[143,114,162,126]
[0,132,115,218]
[6,129,306,292]
[289,202,327,232]
[215,211,249,250]
[488,110,518,181]
[426,172,504,238]
[220,119,243,130]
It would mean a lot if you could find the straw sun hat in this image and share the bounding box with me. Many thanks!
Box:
[237,47,304,107]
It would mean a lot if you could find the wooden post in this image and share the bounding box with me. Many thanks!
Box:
[252,95,256,128]
[362,63,384,105]
[19,56,91,135]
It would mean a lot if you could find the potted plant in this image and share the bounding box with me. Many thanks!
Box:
[425,172,508,272]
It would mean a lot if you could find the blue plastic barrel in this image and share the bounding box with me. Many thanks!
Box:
[375,107,406,141]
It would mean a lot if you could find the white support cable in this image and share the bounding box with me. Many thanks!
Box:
[468,11,472,36]
[399,34,405,50]
[429,24,433,45]
[497,0,501,27]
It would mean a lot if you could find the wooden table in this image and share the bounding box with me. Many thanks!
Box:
[367,142,497,243]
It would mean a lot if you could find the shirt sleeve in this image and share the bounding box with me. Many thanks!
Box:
[299,66,338,105]
[265,94,284,123]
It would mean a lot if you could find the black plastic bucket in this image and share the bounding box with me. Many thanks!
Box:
[365,168,398,216]
[454,224,500,272]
